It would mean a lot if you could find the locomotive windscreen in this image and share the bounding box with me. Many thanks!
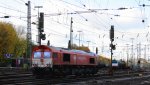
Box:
[44,52,51,58]
[34,52,41,58]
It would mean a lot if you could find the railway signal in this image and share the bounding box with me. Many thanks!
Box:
[40,33,46,40]
[38,12,46,42]
[47,40,50,46]
[68,40,71,49]
[96,47,98,54]
[110,25,114,41]
[109,25,115,75]
[110,44,116,50]
[39,12,44,32]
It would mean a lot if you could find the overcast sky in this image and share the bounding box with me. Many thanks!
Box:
[0,0,150,60]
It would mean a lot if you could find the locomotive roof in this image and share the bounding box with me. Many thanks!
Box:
[48,46,97,56]
[70,50,96,56]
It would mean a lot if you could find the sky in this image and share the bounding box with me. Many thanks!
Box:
[0,0,150,61]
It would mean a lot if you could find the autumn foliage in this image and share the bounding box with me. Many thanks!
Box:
[0,22,27,63]
[72,44,90,52]
[97,55,111,66]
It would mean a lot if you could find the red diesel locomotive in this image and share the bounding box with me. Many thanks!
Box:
[31,45,98,76]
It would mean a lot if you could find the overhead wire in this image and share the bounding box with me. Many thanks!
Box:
[14,0,26,5]
[45,12,106,44]
[0,5,26,14]
[1,0,149,50]
[74,0,112,40]
[59,0,86,10]
[48,0,149,41]
[73,0,111,30]
[20,0,26,3]
[58,0,88,21]
[46,0,102,39]
[52,0,150,55]
[0,12,27,22]
[53,0,118,47]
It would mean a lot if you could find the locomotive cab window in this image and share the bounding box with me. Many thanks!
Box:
[89,58,95,64]
[44,52,51,58]
[53,52,58,58]
[63,53,70,62]
[33,52,41,58]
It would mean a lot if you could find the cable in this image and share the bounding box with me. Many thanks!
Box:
[20,0,26,3]
[58,0,86,10]
[56,0,88,21]
[14,0,26,5]
[0,5,26,14]
[68,1,110,30]
[0,0,38,18]
[0,12,27,22]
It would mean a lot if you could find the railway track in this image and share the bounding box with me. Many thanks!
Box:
[0,68,150,85]
[53,72,150,85]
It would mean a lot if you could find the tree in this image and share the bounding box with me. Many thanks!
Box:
[0,22,18,60]
[98,55,111,66]
[14,26,27,58]
[15,25,26,38]
[72,44,90,52]
[0,22,28,64]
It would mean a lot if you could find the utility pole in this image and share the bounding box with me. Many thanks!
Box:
[144,44,147,61]
[70,17,73,49]
[35,6,43,45]
[139,42,141,59]
[137,44,139,62]
[87,41,90,47]
[148,44,150,61]
[126,44,129,67]
[78,31,82,47]
[110,37,113,75]
[131,38,134,68]
[101,41,104,54]
[26,1,31,66]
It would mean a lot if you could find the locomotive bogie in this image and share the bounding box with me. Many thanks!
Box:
[32,67,52,76]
